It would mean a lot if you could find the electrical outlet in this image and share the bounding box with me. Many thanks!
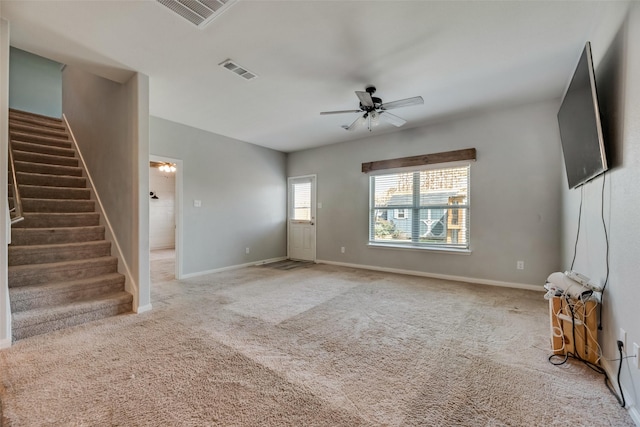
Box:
[619,328,627,349]
[341,247,345,254]
[516,261,524,270]
[634,343,640,370]
[245,247,250,254]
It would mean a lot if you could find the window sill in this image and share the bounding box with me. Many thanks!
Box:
[367,242,471,255]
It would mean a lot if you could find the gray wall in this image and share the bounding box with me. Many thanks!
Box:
[288,99,563,286]
[1,18,11,347]
[9,47,62,118]
[150,116,287,276]
[562,5,640,412]
[62,66,150,311]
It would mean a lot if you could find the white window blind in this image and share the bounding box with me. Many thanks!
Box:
[369,164,470,249]
[291,181,311,220]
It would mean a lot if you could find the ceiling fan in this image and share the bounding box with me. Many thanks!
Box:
[320,86,424,131]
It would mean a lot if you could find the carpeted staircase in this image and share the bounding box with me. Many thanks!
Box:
[7,108,132,341]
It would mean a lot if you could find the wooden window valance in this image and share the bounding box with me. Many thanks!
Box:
[361,148,476,173]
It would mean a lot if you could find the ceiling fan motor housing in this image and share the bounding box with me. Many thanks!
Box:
[361,87,383,111]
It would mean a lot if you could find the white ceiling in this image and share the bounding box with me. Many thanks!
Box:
[0,1,631,153]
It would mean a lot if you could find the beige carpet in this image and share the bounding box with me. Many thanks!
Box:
[0,263,633,426]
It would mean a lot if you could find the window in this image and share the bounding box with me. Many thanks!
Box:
[369,164,470,250]
[394,209,409,219]
[291,181,311,220]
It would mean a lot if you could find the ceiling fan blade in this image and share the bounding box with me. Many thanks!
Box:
[379,111,407,127]
[343,114,367,131]
[380,96,424,110]
[356,91,374,108]
[320,109,362,115]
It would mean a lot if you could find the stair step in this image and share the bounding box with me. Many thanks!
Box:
[10,132,71,149]
[9,116,66,132]
[11,140,76,158]
[9,108,63,126]
[14,160,82,177]
[11,291,132,341]
[9,240,112,266]
[14,172,86,189]
[12,212,100,228]
[9,273,126,312]
[13,150,78,167]
[9,122,68,139]
[11,225,105,245]
[8,256,119,288]
[7,109,133,341]
[21,198,95,213]
[17,184,90,200]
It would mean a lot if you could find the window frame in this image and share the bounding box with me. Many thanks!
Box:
[368,162,471,252]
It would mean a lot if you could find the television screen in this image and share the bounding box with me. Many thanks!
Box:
[557,42,608,189]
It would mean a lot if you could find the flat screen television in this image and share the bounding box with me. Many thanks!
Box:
[557,41,608,189]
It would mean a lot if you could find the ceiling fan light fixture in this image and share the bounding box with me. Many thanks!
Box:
[322,86,422,132]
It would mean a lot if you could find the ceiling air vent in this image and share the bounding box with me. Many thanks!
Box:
[157,0,236,28]
[219,59,258,81]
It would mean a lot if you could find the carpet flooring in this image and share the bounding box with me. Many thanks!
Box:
[0,262,634,426]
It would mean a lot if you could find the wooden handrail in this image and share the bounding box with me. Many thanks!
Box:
[8,137,24,225]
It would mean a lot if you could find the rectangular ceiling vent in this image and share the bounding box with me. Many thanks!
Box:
[219,59,258,81]
[157,0,237,28]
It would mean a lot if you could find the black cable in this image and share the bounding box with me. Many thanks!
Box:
[551,174,622,403]
[614,340,626,407]
[547,296,623,405]
[570,185,584,271]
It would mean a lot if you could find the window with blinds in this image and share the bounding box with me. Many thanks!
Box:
[369,164,470,250]
[291,181,311,220]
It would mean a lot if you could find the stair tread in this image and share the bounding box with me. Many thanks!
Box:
[11,140,75,156]
[11,134,71,148]
[19,183,88,190]
[9,255,117,273]
[12,291,132,326]
[9,118,66,131]
[14,172,86,188]
[10,226,105,238]
[10,123,68,137]
[13,149,78,165]
[15,213,99,220]
[9,273,124,300]
[17,184,90,198]
[9,240,110,252]
[9,108,63,123]
[14,160,82,176]
[16,171,85,179]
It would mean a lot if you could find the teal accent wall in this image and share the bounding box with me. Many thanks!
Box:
[9,47,62,118]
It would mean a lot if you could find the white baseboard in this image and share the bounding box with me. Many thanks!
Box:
[0,337,11,349]
[631,406,640,426]
[136,303,153,314]
[601,358,640,426]
[181,256,288,279]
[315,259,543,292]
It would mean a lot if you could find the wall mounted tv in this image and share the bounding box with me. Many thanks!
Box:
[557,41,608,189]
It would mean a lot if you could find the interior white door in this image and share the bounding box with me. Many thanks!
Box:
[288,175,316,261]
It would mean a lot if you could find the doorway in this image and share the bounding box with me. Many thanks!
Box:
[287,175,316,261]
[149,155,183,281]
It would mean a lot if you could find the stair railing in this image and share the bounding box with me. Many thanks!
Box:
[8,136,24,225]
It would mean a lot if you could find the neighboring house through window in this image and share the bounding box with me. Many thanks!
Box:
[369,164,470,250]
